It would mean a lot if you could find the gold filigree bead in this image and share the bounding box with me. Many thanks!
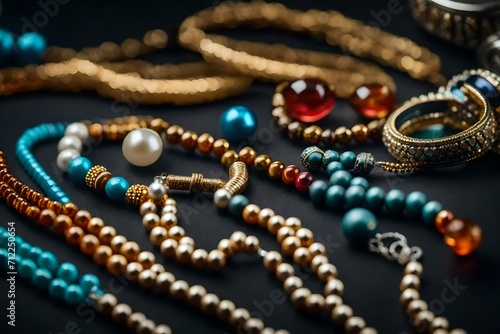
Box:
[126,184,149,206]
[85,165,107,188]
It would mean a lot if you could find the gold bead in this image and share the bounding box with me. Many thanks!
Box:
[156,272,176,292]
[229,231,247,251]
[257,208,275,228]
[124,262,144,282]
[345,316,367,334]
[120,241,141,262]
[263,251,282,272]
[238,147,257,165]
[142,213,160,231]
[160,212,177,228]
[65,226,84,246]
[429,317,450,332]
[406,299,428,316]
[149,226,168,246]
[310,254,328,272]
[331,304,353,326]
[303,125,322,144]
[242,204,260,224]
[400,288,420,308]
[207,250,226,271]
[334,126,353,144]
[138,269,157,289]
[180,131,198,150]
[169,280,189,300]
[283,276,303,294]
[175,244,194,264]
[295,228,314,247]
[268,161,285,179]
[317,263,338,282]
[137,251,156,269]
[160,239,178,258]
[267,215,285,235]
[305,293,324,314]
[87,217,105,235]
[187,285,207,307]
[400,274,420,291]
[293,247,311,266]
[351,124,369,143]
[412,310,435,331]
[217,239,234,257]
[275,263,294,282]
[126,312,146,333]
[99,226,117,245]
[244,235,260,254]
[216,300,236,321]
[179,236,195,247]
[284,217,302,230]
[125,184,149,206]
[93,245,112,266]
[197,133,215,154]
[149,263,165,276]
[290,287,311,308]
[229,308,251,328]
[201,293,220,315]
[308,242,326,256]
[106,254,128,275]
[85,165,107,188]
[253,155,272,173]
[110,235,128,253]
[168,226,185,240]
[221,150,239,168]
[80,234,100,255]
[97,293,118,316]
[276,227,295,243]
[166,125,184,144]
[324,294,343,313]
[404,261,423,278]
[324,278,345,296]
[191,249,208,269]
[111,303,132,324]
[213,139,230,157]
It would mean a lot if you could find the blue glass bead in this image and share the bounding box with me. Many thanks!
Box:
[14,236,24,247]
[17,32,47,66]
[49,278,68,300]
[385,189,405,215]
[344,185,366,209]
[68,157,92,183]
[465,75,500,105]
[341,208,378,244]
[405,191,428,217]
[57,262,79,284]
[0,230,8,247]
[228,195,250,217]
[422,201,443,226]
[350,177,369,190]
[339,151,356,170]
[325,185,345,209]
[79,274,101,295]
[37,251,59,274]
[306,152,323,170]
[32,268,52,289]
[64,284,85,304]
[365,187,386,211]
[104,176,130,202]
[322,150,339,169]
[309,180,328,204]
[329,170,352,188]
[27,246,43,262]
[326,161,344,176]
[13,254,23,267]
[0,29,15,65]
[19,259,38,280]
[0,249,7,270]
[220,105,258,142]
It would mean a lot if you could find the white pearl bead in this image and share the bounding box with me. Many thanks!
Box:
[65,122,89,141]
[148,182,166,200]
[57,149,81,172]
[122,128,163,167]
[213,189,232,208]
[57,135,82,153]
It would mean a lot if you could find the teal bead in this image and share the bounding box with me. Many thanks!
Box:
[228,195,250,217]
[0,29,15,65]
[37,251,59,274]
[365,187,386,211]
[422,201,443,226]
[341,208,378,244]
[17,32,47,65]
[405,191,428,217]
[68,157,92,183]
[32,268,52,289]
[344,185,366,209]
[322,150,339,169]
[220,105,258,142]
[0,230,8,247]
[19,259,38,280]
[104,176,130,202]
[326,161,344,176]
[306,152,323,169]
[57,262,79,283]
[27,246,43,262]
[329,170,352,188]
[14,236,24,247]
[385,189,405,214]
[325,185,345,209]
[79,274,101,295]
[339,151,356,170]
[49,278,68,300]
[350,177,369,190]
[64,284,85,304]
[309,180,328,204]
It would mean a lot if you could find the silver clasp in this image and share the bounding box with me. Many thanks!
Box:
[368,232,422,265]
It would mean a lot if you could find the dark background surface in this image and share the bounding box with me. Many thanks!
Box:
[0,1,499,333]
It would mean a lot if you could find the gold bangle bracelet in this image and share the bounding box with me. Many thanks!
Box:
[383,83,497,168]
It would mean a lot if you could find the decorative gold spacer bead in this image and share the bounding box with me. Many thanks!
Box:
[85,165,107,188]
[125,184,149,206]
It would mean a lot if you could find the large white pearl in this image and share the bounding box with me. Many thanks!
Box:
[57,149,80,172]
[57,135,82,153]
[122,128,163,167]
[65,122,89,141]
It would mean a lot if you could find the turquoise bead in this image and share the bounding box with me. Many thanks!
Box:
[104,176,130,202]
[64,284,85,304]
[0,29,15,65]
[57,262,79,283]
[79,274,101,295]
[350,177,369,190]
[422,201,443,226]
[32,268,52,289]
[325,185,345,209]
[306,152,323,169]
[228,195,250,217]
[385,189,405,214]
[326,161,344,176]
[329,170,352,188]
[0,229,8,247]
[19,259,37,280]
[405,191,428,217]
[344,185,366,209]
[220,105,258,142]
[309,180,328,204]
[49,278,68,300]
[322,150,339,169]
[17,32,47,65]
[37,251,59,274]
[339,151,356,170]
[15,235,24,247]
[68,157,92,183]
[365,187,386,211]
[341,208,378,244]
[27,246,43,262]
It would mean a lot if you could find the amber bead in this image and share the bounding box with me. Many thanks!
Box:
[65,226,85,246]
[74,210,92,229]
[444,219,482,256]
[349,84,395,119]
[239,147,257,165]
[39,209,56,227]
[197,133,214,154]
[282,165,300,185]
[26,206,41,222]
[166,125,184,144]
[303,126,322,145]
[213,139,230,157]
[242,204,260,224]
[181,131,198,150]
[53,214,73,234]
[221,150,239,168]
[435,210,454,234]
[80,234,100,255]
[63,202,79,218]
[268,161,285,179]
[351,124,369,143]
[254,155,272,173]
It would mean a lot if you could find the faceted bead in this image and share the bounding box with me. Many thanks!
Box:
[295,172,314,192]
[444,219,482,255]
[434,210,454,234]
[282,79,336,122]
[349,84,396,119]
[341,208,378,244]
[282,165,300,185]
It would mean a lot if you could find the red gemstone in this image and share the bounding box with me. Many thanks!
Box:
[295,172,315,192]
[282,79,336,123]
[349,84,396,119]
[282,165,300,185]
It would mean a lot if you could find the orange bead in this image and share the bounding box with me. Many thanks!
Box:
[181,131,198,150]
[53,214,73,234]
[74,210,92,229]
[444,219,482,256]
[268,161,285,179]
[39,209,56,227]
[212,139,230,157]
[64,203,79,218]
[349,84,395,119]
[26,206,41,222]
[239,147,257,165]
[65,226,85,246]
[282,165,300,185]
[197,133,214,154]
[435,210,454,234]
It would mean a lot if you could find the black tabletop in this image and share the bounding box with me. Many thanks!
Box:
[0,1,499,333]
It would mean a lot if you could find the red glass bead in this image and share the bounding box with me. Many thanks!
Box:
[282,79,335,122]
[295,172,314,192]
[349,84,396,119]
[282,165,300,185]
[444,219,482,256]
